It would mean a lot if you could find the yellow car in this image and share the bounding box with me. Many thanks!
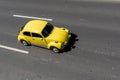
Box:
[18,20,71,53]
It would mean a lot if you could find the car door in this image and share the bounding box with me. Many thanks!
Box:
[31,33,47,47]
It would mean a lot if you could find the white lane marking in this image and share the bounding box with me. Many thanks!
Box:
[13,14,53,21]
[0,44,29,54]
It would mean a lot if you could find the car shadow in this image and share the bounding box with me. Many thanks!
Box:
[61,33,79,53]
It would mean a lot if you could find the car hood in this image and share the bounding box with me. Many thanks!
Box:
[46,27,68,42]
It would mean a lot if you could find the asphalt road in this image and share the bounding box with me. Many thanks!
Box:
[0,0,120,80]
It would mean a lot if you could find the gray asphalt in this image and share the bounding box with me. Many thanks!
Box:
[0,0,120,80]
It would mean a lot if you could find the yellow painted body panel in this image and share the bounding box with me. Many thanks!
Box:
[18,20,70,50]
[23,20,47,33]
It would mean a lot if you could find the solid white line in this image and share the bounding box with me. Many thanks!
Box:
[0,44,29,54]
[13,14,53,21]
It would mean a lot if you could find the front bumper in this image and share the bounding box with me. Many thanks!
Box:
[60,33,71,50]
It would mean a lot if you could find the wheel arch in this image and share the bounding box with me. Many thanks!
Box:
[47,42,61,50]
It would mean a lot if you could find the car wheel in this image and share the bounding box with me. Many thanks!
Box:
[20,40,29,46]
[50,47,60,53]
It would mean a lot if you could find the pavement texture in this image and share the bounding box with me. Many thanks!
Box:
[0,0,120,80]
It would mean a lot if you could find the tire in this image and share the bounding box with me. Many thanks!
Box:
[50,46,60,53]
[20,40,29,46]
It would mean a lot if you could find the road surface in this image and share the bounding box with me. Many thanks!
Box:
[0,0,120,80]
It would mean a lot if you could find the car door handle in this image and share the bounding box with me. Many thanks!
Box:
[40,38,44,41]
[32,38,35,40]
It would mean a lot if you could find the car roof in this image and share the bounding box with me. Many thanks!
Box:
[23,20,48,33]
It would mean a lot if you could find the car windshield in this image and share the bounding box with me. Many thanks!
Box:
[42,23,54,37]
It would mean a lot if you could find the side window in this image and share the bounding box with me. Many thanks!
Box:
[23,32,31,36]
[32,33,42,38]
